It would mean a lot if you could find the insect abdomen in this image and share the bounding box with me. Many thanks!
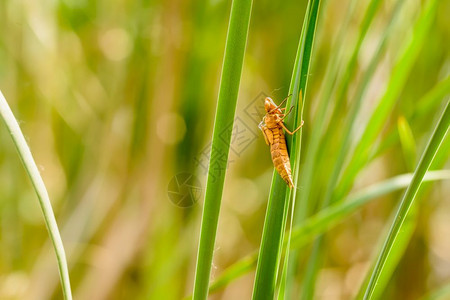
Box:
[270,128,294,188]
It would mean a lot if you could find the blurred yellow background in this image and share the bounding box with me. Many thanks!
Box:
[0,0,449,299]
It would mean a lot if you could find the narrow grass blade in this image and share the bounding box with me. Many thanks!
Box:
[414,76,450,119]
[356,203,419,300]
[209,253,257,294]
[252,0,321,299]
[331,0,383,123]
[198,170,450,296]
[323,0,405,204]
[336,0,440,200]
[356,108,449,300]
[251,175,289,300]
[280,0,322,297]
[371,76,450,161]
[397,116,417,170]
[362,100,450,300]
[297,1,406,297]
[0,91,73,300]
[290,170,449,249]
[192,1,253,299]
[295,0,360,221]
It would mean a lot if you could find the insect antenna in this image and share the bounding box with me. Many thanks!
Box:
[281,93,293,103]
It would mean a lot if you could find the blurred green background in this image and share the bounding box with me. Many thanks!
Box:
[0,0,448,299]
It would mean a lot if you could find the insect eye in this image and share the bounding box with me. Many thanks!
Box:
[264,98,273,110]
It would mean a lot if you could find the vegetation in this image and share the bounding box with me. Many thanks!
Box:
[0,0,448,299]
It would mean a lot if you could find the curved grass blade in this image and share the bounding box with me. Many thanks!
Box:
[192,0,253,299]
[195,170,450,296]
[0,91,73,300]
[362,100,450,300]
[251,0,321,299]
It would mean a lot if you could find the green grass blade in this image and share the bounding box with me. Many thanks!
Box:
[323,0,405,204]
[363,100,450,300]
[397,116,417,170]
[209,253,257,294]
[192,0,253,299]
[414,75,450,119]
[356,108,449,300]
[0,91,73,300]
[336,0,440,201]
[251,0,321,299]
[295,0,359,221]
[370,75,450,162]
[280,0,322,297]
[251,175,290,300]
[298,0,402,297]
[356,204,419,300]
[290,170,450,249]
[331,0,383,121]
[198,170,450,296]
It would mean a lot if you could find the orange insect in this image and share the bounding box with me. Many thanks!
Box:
[258,95,304,188]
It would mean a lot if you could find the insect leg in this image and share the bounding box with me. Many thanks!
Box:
[259,122,273,145]
[281,93,293,103]
[280,106,295,120]
[260,126,269,145]
[281,120,304,135]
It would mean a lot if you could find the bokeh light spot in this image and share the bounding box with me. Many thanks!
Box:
[99,28,132,61]
[156,112,187,145]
